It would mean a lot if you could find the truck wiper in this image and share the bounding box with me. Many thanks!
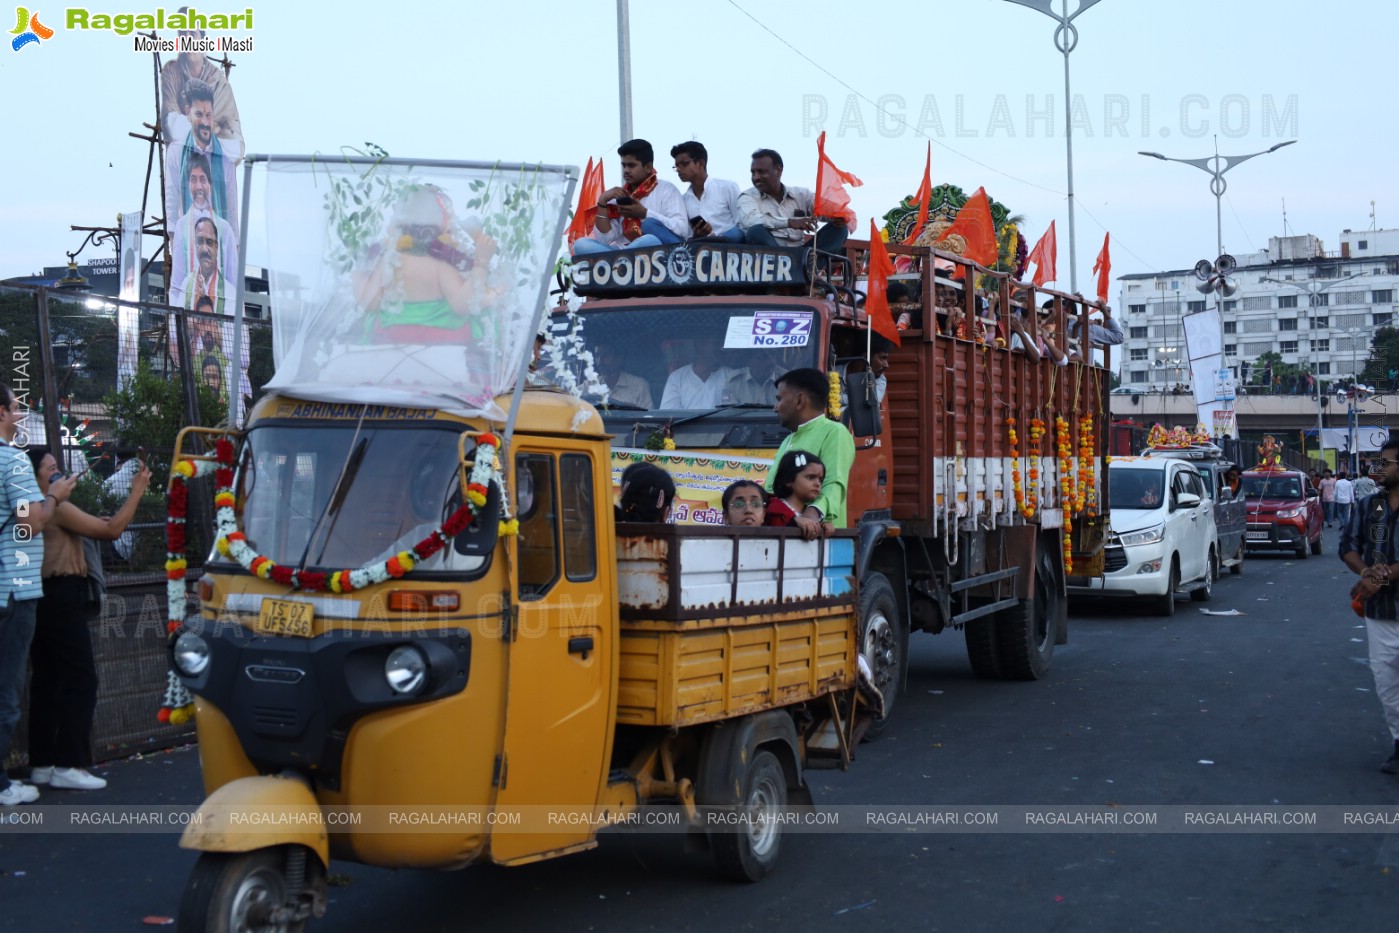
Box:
[668,403,772,429]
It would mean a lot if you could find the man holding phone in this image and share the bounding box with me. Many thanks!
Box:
[670,141,744,243]
[572,139,690,256]
[738,148,849,256]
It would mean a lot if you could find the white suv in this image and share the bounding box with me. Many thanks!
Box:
[1067,456,1217,616]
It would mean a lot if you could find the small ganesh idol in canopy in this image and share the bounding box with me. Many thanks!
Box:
[351,184,504,343]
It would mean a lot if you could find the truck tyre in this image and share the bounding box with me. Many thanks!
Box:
[1154,558,1178,617]
[179,846,311,933]
[965,616,1003,680]
[994,546,1059,681]
[859,572,903,738]
[710,750,787,883]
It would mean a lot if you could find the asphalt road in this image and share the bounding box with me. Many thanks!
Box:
[3,529,1397,932]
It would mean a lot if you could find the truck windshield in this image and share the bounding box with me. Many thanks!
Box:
[1109,469,1166,510]
[553,304,819,412]
[229,423,488,575]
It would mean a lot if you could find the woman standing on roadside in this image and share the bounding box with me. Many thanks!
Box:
[23,447,150,791]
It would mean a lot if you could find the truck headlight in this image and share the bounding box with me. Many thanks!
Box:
[385,645,428,695]
[173,631,211,676]
[1118,524,1165,547]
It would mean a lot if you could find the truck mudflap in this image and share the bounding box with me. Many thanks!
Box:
[180,773,329,868]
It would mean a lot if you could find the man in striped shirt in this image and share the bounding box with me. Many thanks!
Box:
[0,384,76,806]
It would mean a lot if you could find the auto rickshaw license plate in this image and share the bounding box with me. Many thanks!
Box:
[256,598,314,637]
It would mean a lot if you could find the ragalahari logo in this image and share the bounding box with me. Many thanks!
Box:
[10,7,52,51]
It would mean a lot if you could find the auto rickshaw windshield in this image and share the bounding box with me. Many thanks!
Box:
[225,423,490,574]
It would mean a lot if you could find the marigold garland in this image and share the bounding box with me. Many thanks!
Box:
[1056,416,1075,574]
[1026,418,1045,519]
[1078,414,1097,518]
[159,431,518,723]
[827,371,843,420]
[1008,418,1029,519]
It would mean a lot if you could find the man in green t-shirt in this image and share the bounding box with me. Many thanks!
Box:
[768,368,856,539]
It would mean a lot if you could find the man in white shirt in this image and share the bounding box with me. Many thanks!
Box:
[1334,470,1356,528]
[595,343,653,409]
[737,148,848,255]
[670,141,744,243]
[572,139,690,255]
[661,337,732,409]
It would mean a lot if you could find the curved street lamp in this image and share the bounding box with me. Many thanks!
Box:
[1004,0,1107,293]
[1138,139,1296,259]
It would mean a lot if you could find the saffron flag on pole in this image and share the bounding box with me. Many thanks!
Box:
[567,157,604,247]
[902,142,932,244]
[1026,220,1057,287]
[865,219,901,346]
[1092,232,1112,304]
[814,131,861,227]
[937,186,998,278]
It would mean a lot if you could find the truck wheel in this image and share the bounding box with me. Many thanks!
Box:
[859,573,903,738]
[179,847,309,933]
[1154,559,1178,617]
[710,750,787,883]
[965,616,1003,680]
[994,546,1059,681]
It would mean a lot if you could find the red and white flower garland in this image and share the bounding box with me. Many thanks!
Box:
[159,433,516,723]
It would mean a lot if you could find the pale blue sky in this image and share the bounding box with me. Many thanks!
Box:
[2,0,1393,294]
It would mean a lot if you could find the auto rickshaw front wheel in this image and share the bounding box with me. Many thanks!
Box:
[179,845,324,933]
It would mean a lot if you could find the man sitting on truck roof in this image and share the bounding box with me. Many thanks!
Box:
[572,139,691,256]
[737,149,848,257]
[671,141,744,243]
[769,368,855,539]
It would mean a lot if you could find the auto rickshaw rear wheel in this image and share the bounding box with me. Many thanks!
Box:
[179,845,319,933]
[710,749,788,883]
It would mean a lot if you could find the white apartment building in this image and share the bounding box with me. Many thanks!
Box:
[1117,228,1399,389]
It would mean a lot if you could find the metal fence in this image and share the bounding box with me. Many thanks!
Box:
[0,284,273,765]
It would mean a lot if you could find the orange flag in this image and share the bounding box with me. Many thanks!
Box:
[937,186,998,277]
[1092,232,1112,304]
[1026,220,1057,287]
[814,131,861,228]
[567,157,604,247]
[865,220,901,347]
[902,143,932,244]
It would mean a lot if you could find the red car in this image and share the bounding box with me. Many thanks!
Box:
[1240,469,1324,558]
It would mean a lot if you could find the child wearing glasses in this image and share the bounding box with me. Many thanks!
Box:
[764,451,826,529]
[722,480,767,526]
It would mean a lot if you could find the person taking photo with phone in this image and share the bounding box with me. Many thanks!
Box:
[22,447,150,792]
[0,385,77,807]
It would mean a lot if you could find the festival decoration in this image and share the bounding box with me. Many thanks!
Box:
[828,371,843,421]
[1092,232,1112,306]
[879,183,1028,278]
[1078,414,1097,517]
[1255,433,1283,470]
[1056,416,1075,574]
[159,433,517,722]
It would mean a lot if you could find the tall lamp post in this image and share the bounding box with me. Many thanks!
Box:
[1260,272,1369,464]
[1138,138,1296,260]
[1003,0,1105,293]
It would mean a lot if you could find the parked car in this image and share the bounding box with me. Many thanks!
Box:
[1143,443,1245,575]
[1240,469,1324,558]
[1067,456,1217,616]
[1111,386,1150,395]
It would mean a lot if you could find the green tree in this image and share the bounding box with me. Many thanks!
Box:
[103,359,224,490]
[1361,326,1399,388]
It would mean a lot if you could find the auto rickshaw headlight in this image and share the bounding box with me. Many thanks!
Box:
[385,645,428,695]
[174,631,211,676]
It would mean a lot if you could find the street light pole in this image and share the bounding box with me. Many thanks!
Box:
[616,0,634,143]
[1139,138,1297,260]
[1003,0,1105,293]
[1260,272,1369,465]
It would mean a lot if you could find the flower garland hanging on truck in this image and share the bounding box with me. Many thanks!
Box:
[159,433,517,723]
[1056,415,1075,574]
